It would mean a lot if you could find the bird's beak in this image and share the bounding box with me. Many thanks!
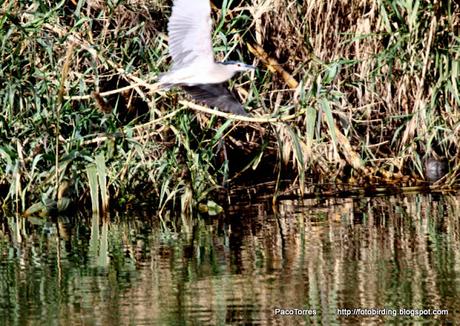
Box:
[245,64,256,70]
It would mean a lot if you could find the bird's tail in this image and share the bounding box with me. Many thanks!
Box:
[158,72,174,90]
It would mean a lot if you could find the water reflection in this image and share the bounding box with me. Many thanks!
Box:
[0,193,459,325]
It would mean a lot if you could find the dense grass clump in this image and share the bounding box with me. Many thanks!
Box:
[0,0,459,215]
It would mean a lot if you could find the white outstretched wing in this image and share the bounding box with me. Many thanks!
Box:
[168,0,214,68]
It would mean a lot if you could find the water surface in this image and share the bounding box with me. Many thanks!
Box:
[1,193,459,325]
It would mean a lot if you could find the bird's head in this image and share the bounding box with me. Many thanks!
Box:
[219,61,256,73]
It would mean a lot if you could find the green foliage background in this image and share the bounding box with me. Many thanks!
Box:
[0,0,459,214]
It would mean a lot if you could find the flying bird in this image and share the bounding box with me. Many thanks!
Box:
[158,0,254,116]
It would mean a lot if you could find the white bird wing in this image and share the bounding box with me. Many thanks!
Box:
[167,0,214,68]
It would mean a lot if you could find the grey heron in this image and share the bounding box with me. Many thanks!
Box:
[159,0,254,116]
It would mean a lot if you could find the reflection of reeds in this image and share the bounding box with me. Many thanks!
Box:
[1,1,459,212]
[0,195,459,324]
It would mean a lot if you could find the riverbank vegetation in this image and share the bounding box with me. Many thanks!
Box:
[1,0,459,215]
